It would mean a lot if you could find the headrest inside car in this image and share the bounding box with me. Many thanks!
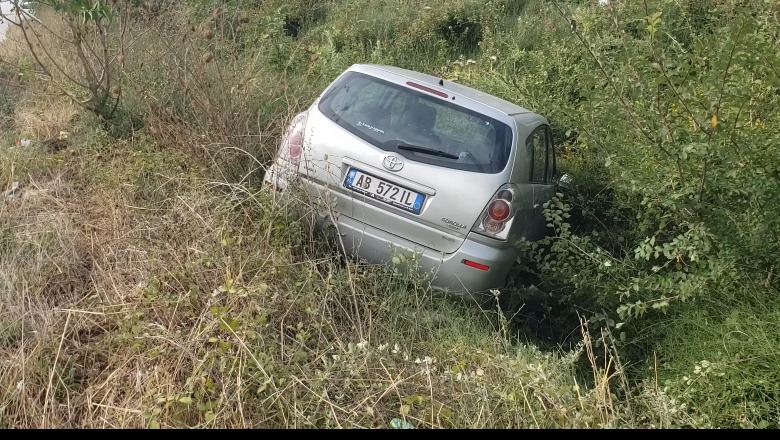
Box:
[355,103,391,126]
[406,103,437,131]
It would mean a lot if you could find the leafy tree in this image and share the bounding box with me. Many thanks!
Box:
[1,0,128,119]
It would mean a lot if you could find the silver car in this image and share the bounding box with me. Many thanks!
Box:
[264,64,570,293]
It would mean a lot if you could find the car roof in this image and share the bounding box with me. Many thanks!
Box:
[348,64,539,119]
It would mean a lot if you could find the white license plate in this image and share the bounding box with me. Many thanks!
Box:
[344,169,425,214]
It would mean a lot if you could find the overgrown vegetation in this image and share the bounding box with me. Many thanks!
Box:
[1,0,778,428]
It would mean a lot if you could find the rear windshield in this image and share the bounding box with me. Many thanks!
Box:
[318,71,513,174]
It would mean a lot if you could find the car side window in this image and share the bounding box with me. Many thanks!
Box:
[528,126,548,183]
[545,126,556,181]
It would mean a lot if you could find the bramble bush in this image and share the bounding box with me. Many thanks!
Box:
[477,0,780,427]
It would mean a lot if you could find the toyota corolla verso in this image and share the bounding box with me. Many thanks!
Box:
[264,64,570,293]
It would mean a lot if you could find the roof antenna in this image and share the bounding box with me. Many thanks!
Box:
[438,78,444,86]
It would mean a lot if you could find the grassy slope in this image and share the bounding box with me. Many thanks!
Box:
[0,85,632,429]
[1,0,778,429]
[0,2,648,429]
[0,6,627,427]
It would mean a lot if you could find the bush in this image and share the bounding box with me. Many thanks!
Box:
[483,0,780,427]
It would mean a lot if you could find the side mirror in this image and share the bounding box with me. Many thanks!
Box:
[557,173,574,189]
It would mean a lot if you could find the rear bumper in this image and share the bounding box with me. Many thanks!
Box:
[264,164,518,293]
[334,215,518,293]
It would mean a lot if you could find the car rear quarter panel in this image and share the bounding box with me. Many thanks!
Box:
[505,115,552,244]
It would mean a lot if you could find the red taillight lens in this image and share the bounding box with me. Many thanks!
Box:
[471,184,519,240]
[488,199,511,221]
[287,128,303,158]
[279,113,307,162]
[265,112,307,193]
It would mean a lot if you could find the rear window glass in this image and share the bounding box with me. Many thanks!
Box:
[318,72,513,174]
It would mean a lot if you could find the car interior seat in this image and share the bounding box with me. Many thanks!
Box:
[402,102,442,146]
[354,102,392,128]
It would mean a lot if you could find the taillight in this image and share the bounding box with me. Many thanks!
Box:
[265,112,308,192]
[487,199,511,221]
[472,184,519,240]
[278,112,307,165]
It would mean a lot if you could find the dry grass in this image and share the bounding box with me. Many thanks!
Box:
[13,98,78,141]
[0,9,84,90]
[0,148,217,426]
[0,132,693,427]
[1,10,79,141]
[0,171,87,427]
[0,141,524,428]
[0,16,30,62]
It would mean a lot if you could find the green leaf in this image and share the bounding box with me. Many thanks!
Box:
[390,418,415,429]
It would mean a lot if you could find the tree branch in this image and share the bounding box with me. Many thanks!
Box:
[550,1,671,161]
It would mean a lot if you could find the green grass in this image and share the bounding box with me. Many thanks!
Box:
[652,293,780,428]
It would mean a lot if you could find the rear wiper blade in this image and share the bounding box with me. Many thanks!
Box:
[397,143,458,159]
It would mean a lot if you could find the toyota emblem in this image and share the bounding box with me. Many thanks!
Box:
[382,155,404,171]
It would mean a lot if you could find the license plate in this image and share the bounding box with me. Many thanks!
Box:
[344,168,425,214]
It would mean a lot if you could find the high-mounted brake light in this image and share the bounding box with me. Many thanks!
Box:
[471,184,520,240]
[406,81,448,99]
